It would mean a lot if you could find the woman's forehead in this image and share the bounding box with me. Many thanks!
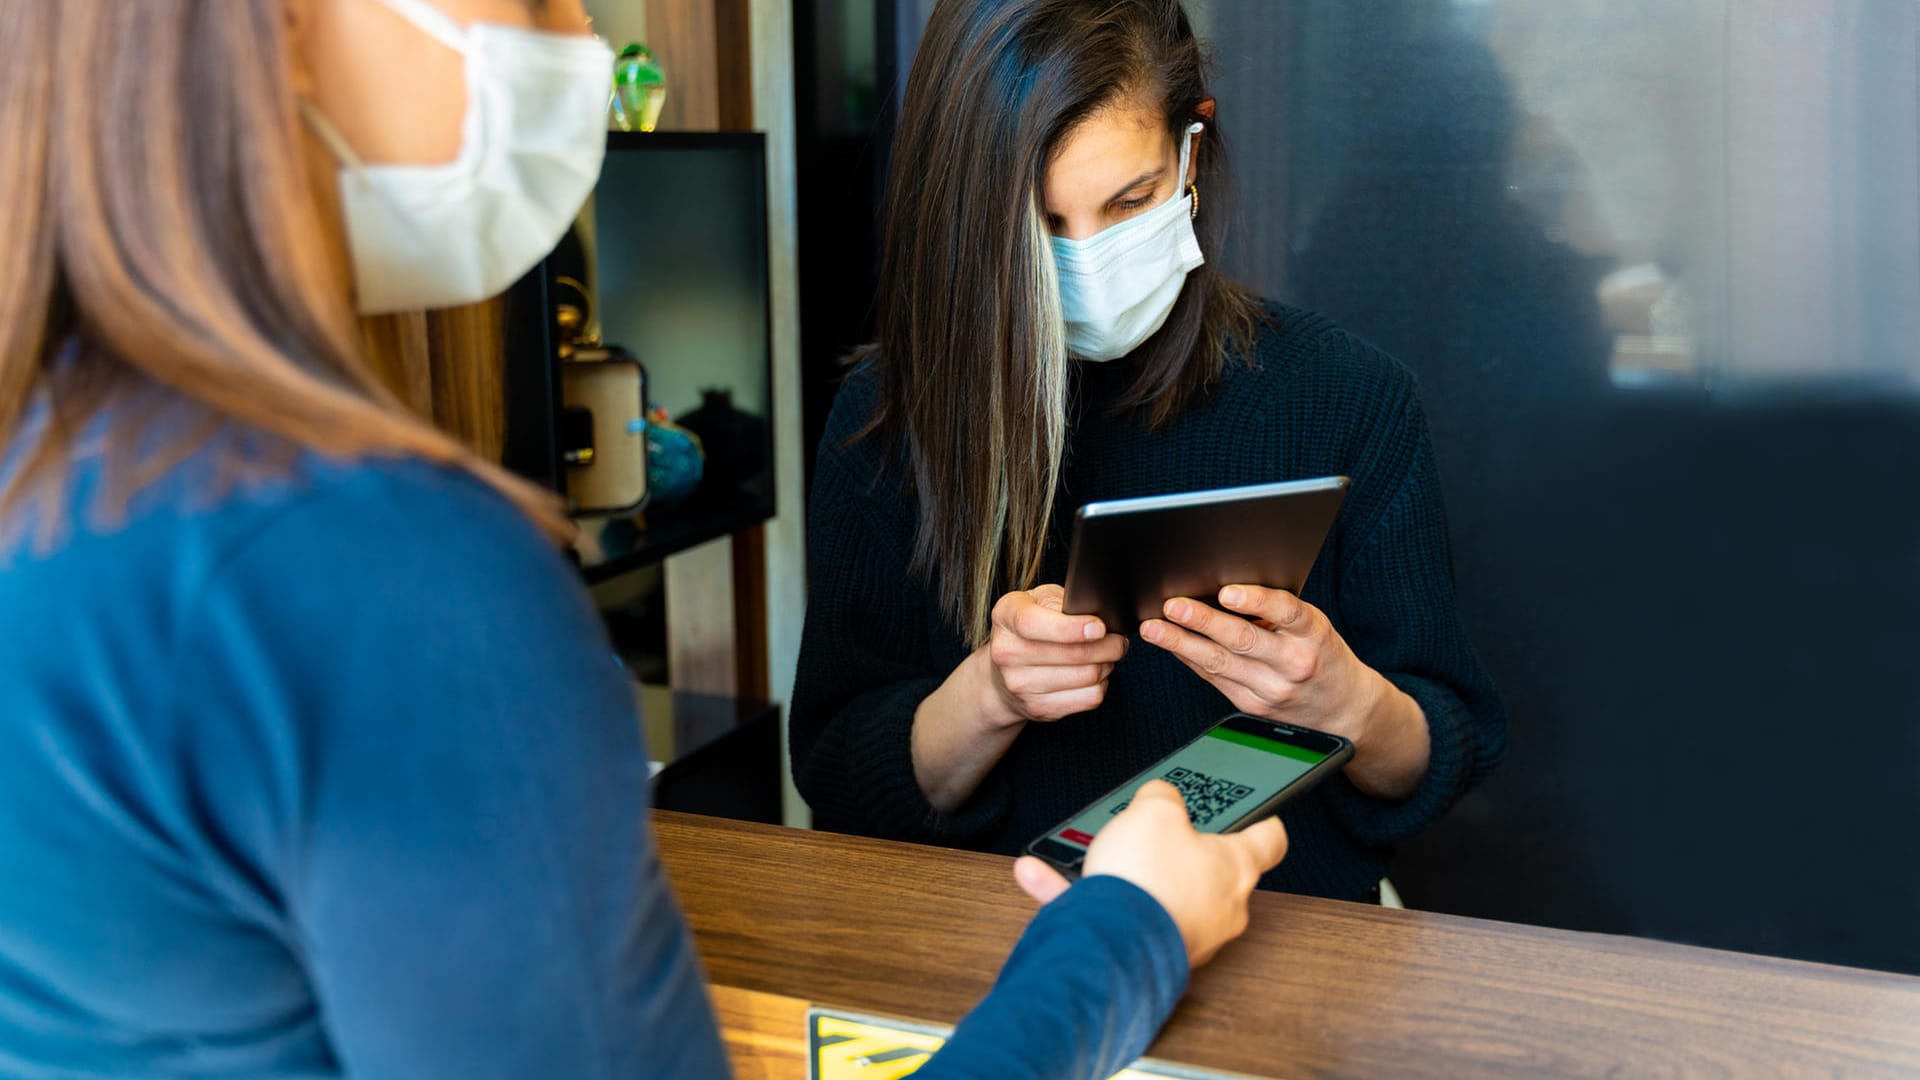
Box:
[1045,106,1173,202]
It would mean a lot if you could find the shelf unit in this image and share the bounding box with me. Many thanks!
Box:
[504,131,777,587]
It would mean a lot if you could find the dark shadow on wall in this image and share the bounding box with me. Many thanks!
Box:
[1262,11,1920,974]
[1283,17,1626,942]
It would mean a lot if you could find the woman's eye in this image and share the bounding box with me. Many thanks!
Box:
[1114,196,1152,214]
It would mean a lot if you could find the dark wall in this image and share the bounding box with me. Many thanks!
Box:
[1200,0,1920,974]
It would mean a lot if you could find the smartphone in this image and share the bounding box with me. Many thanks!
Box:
[1024,714,1354,877]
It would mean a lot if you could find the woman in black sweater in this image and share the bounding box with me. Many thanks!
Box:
[792,0,1506,903]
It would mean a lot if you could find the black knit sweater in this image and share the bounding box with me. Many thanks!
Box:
[790,303,1506,901]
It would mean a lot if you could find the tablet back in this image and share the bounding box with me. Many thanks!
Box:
[1062,476,1349,634]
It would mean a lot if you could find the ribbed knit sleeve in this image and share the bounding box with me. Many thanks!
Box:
[789,373,1012,844]
[1316,336,1508,849]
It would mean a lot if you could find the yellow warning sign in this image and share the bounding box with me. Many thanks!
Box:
[810,1012,946,1080]
[807,1008,1261,1080]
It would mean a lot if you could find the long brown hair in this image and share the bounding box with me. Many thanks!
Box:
[861,0,1265,644]
[0,1,561,549]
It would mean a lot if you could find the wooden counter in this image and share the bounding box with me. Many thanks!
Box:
[653,811,1920,1078]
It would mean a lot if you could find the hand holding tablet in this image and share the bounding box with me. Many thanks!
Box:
[982,584,1128,724]
[1055,476,1428,797]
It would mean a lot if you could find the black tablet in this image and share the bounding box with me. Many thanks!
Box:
[1061,476,1349,634]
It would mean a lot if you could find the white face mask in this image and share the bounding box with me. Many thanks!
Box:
[303,0,613,315]
[1051,122,1207,362]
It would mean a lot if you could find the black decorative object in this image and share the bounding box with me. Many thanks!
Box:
[677,388,768,493]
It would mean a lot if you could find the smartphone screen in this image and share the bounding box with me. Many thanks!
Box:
[1031,715,1347,867]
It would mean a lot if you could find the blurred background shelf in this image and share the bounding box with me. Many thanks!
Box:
[578,481,776,584]
[493,1,805,829]
[643,688,783,826]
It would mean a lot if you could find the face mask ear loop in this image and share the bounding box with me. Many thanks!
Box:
[1181,121,1204,220]
[298,99,422,259]
[298,99,368,179]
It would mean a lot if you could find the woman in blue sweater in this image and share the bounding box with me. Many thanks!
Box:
[791,0,1507,902]
[0,0,1286,1076]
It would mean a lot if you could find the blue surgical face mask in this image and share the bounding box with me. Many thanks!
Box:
[1050,122,1206,362]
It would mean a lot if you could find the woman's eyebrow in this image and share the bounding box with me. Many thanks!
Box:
[1106,167,1166,203]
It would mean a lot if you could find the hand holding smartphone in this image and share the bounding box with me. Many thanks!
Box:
[1015,778,1292,968]
[1024,713,1353,878]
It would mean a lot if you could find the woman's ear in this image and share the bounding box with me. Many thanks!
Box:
[285,0,318,100]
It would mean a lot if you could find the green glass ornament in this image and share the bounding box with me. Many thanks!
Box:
[609,44,668,133]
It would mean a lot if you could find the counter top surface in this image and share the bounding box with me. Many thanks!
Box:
[653,811,1920,1078]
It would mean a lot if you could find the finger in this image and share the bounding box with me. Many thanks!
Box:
[1013,856,1073,905]
[1141,617,1268,689]
[1161,598,1271,657]
[991,636,1128,667]
[1157,647,1282,718]
[1003,663,1113,695]
[1001,593,1106,644]
[1229,815,1290,874]
[1023,683,1108,720]
[1034,584,1117,639]
[1220,586,1312,636]
[1158,601,1323,689]
[1125,778,1197,825]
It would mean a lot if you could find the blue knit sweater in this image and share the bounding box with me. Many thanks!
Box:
[0,434,1186,1079]
[792,303,1507,901]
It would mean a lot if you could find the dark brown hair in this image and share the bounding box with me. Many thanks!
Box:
[0,1,561,551]
[860,0,1265,644]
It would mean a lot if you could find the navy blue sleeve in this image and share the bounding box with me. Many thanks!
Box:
[918,876,1189,1080]
[172,461,730,1079]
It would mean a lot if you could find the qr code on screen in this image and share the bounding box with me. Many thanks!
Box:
[1110,767,1257,830]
